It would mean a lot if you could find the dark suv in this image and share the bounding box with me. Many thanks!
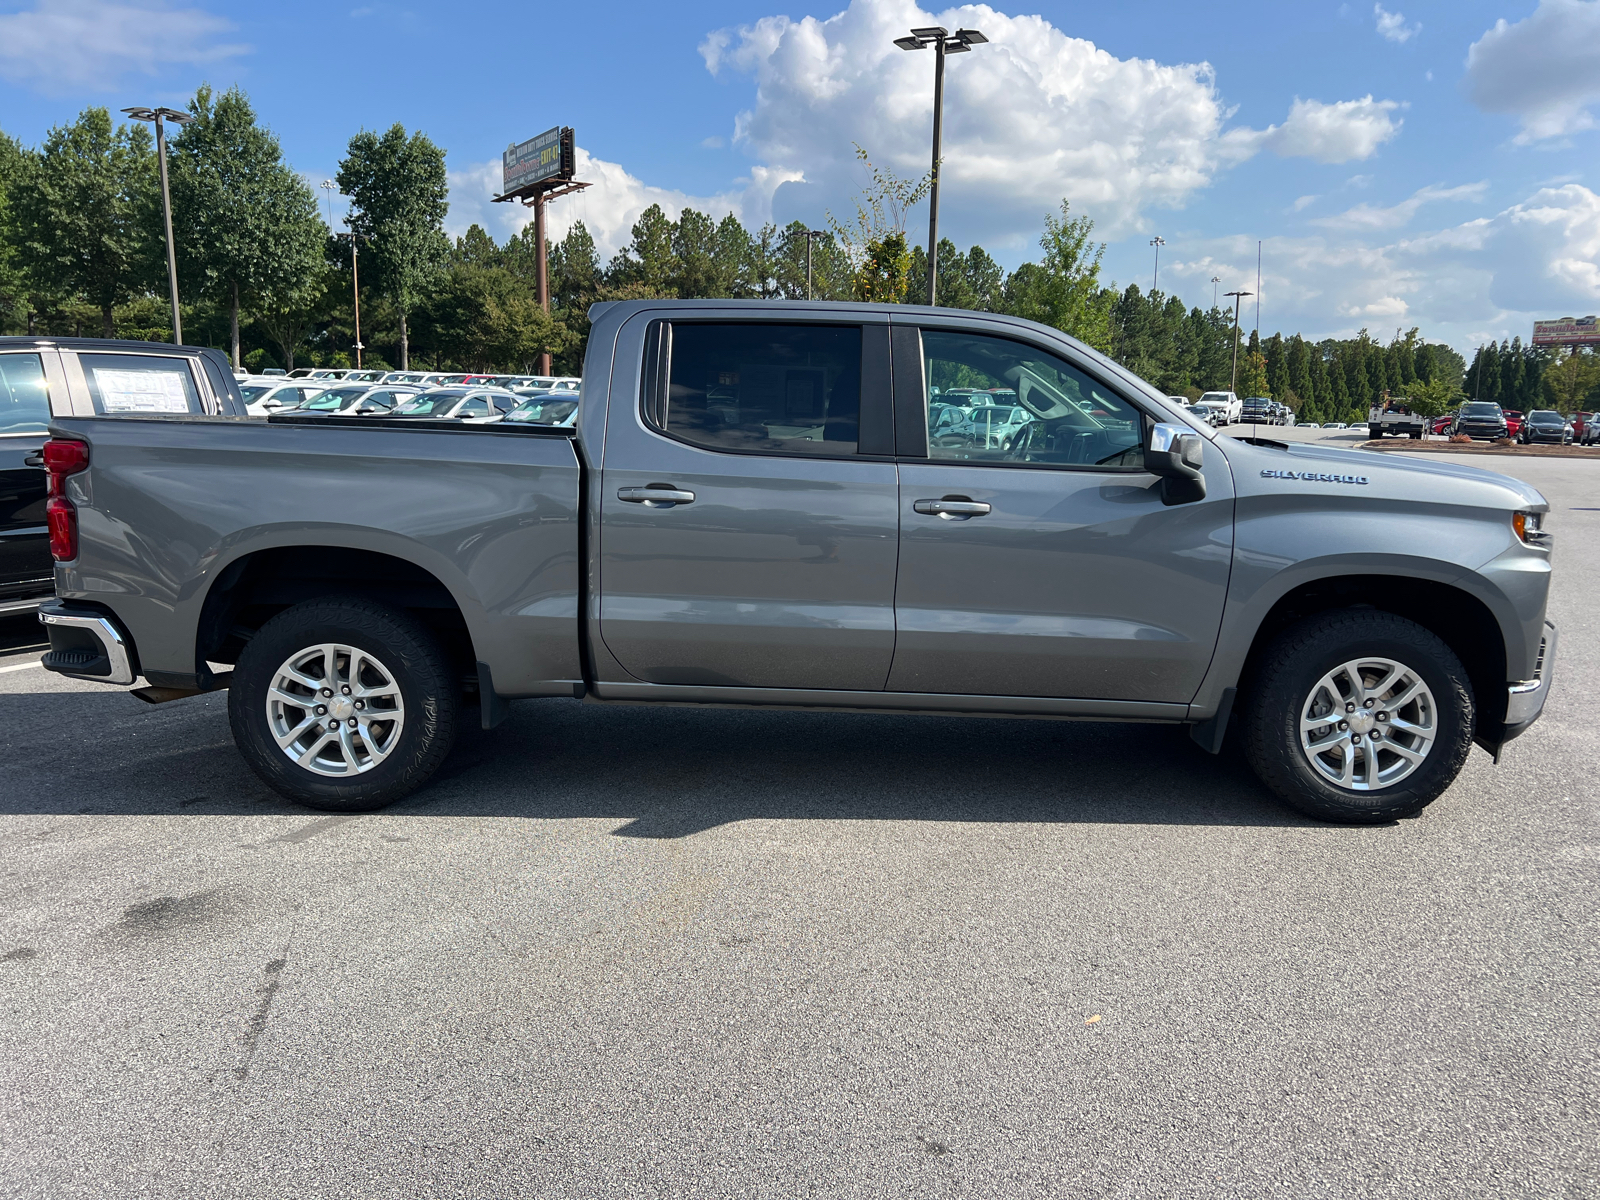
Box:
[1519,410,1573,445]
[0,337,242,617]
[1452,401,1509,441]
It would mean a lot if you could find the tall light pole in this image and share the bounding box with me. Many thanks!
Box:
[1149,236,1165,294]
[895,25,987,307]
[336,232,370,368]
[122,106,191,344]
[1211,276,1221,310]
[793,228,826,299]
[320,179,336,230]
[1225,290,1252,395]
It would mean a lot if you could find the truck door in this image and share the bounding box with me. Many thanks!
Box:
[598,317,899,691]
[886,323,1234,703]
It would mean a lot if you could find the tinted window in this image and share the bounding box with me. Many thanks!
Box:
[79,353,201,416]
[458,398,489,417]
[0,353,51,434]
[1460,403,1501,416]
[922,331,1144,468]
[662,323,862,456]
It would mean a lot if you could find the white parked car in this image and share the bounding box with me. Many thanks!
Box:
[239,380,328,418]
[1195,390,1242,425]
[388,388,520,423]
[1325,422,1348,430]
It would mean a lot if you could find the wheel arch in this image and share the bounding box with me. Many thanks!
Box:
[195,543,481,685]
[1229,573,1509,740]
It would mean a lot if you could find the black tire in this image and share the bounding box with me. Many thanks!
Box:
[229,597,458,811]
[1242,610,1473,824]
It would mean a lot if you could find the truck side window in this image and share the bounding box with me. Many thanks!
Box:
[0,353,51,434]
[76,353,203,416]
[660,323,862,457]
[922,331,1145,469]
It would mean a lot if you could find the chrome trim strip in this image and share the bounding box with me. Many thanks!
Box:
[1505,623,1556,726]
[37,606,135,685]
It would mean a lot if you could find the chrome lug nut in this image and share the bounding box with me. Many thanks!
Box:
[1370,730,1381,740]
[1345,702,1356,713]
[341,685,351,696]
[1363,698,1375,709]
[1351,733,1361,743]
[327,720,340,731]
[1338,720,1348,731]
[321,688,333,698]
[348,718,359,729]
[354,700,365,710]
[315,704,327,716]
[1377,711,1388,722]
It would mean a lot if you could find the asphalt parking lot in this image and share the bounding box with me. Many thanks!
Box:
[0,454,1595,1199]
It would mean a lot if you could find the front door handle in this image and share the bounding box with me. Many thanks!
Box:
[618,486,696,507]
[913,497,991,519]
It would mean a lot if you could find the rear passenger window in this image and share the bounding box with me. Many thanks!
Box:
[77,353,202,416]
[658,323,862,456]
[0,353,51,434]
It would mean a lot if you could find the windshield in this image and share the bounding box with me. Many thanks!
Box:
[299,387,367,411]
[505,398,578,424]
[1199,393,1230,404]
[1460,402,1502,416]
[392,390,464,416]
[1529,410,1562,421]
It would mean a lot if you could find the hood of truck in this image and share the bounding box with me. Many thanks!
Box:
[1224,437,1548,512]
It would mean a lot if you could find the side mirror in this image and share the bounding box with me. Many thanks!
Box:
[1145,422,1207,506]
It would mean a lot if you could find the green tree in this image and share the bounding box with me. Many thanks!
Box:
[12,107,155,337]
[852,231,912,303]
[337,124,450,369]
[1542,348,1600,412]
[1001,200,1112,351]
[169,85,325,365]
[0,130,30,331]
[1407,373,1463,420]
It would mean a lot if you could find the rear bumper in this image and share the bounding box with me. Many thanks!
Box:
[1501,621,1556,743]
[37,599,138,685]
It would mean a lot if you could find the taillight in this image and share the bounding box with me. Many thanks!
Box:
[41,438,89,561]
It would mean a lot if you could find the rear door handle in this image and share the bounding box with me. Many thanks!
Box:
[913,498,991,519]
[618,486,696,507]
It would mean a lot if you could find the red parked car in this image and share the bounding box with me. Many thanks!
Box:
[1432,415,1454,435]
[1572,411,1593,444]
[1503,409,1524,439]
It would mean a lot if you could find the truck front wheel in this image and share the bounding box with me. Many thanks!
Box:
[228,598,458,811]
[1242,611,1473,823]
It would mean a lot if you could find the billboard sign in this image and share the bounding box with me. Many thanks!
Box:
[1532,315,1600,347]
[502,127,573,196]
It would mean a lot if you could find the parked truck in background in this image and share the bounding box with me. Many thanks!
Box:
[27,302,1557,825]
[1368,397,1427,439]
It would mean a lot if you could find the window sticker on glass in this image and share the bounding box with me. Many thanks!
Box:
[93,367,190,413]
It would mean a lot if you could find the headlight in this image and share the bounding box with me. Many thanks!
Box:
[1512,511,1547,544]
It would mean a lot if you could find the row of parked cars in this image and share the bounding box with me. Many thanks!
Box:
[236,375,581,428]
[1435,402,1597,444]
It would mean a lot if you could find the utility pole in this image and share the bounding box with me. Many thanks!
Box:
[122,106,191,345]
[1211,276,1221,310]
[1226,290,1253,395]
[792,228,826,300]
[896,25,987,306]
[337,232,370,368]
[1149,236,1165,294]
[1256,241,1262,336]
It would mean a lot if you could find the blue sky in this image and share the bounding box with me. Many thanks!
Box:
[2,0,1598,352]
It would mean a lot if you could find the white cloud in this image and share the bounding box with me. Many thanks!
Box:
[1313,181,1488,231]
[0,0,247,94]
[444,147,794,263]
[1292,195,1319,212]
[1161,184,1600,352]
[1466,0,1600,142]
[1229,96,1404,165]
[701,0,1403,245]
[1373,4,1420,43]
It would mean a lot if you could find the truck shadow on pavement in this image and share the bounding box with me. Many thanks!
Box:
[0,689,1316,831]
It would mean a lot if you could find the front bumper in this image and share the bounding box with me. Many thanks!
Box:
[1502,621,1556,742]
[38,599,138,685]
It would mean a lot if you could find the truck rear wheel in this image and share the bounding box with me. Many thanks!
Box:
[1242,610,1473,823]
[228,598,457,812]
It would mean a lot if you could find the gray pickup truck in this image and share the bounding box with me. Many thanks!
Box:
[34,302,1556,824]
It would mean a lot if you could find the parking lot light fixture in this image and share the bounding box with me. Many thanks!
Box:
[897,24,988,306]
[121,106,191,345]
[1225,290,1252,395]
[1149,236,1165,293]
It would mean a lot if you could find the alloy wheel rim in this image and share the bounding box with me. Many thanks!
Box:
[266,643,405,777]
[1298,656,1436,792]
